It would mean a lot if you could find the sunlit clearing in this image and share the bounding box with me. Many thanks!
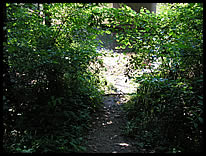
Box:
[98,48,138,94]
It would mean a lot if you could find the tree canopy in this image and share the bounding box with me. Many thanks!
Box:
[3,3,203,153]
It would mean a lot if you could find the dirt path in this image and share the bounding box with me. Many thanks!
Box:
[82,40,140,153]
[83,95,139,153]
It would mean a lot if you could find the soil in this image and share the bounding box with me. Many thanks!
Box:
[82,31,161,153]
[82,48,141,153]
[83,94,140,153]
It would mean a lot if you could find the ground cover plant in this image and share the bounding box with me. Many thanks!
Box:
[103,3,203,152]
[3,3,106,152]
[3,3,203,153]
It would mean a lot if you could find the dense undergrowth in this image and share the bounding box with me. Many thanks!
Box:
[3,3,203,153]
[3,3,106,153]
[109,3,203,153]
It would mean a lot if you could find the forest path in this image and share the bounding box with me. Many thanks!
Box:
[83,94,140,153]
[83,49,141,153]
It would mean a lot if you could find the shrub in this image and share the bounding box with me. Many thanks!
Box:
[3,3,106,152]
[105,3,203,152]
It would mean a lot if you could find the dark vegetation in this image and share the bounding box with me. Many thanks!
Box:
[3,3,203,153]
[113,3,203,152]
[3,3,105,152]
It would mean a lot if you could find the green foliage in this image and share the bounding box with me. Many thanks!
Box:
[3,3,203,153]
[102,3,203,152]
[3,3,106,153]
[123,77,203,151]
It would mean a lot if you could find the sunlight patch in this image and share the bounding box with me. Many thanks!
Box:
[117,143,129,147]
[106,121,112,125]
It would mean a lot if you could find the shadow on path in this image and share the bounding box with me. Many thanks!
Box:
[83,95,139,153]
[82,31,142,153]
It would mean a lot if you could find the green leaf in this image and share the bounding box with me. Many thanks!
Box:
[169,31,174,36]
[194,123,198,129]
[140,8,145,13]
[146,9,150,14]
[99,40,103,44]
[78,146,86,151]
[198,117,203,124]
[198,100,203,105]
[105,30,111,34]
[8,46,16,52]
[198,96,203,100]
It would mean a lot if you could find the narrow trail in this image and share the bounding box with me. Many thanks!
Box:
[82,32,143,153]
[84,94,139,153]
[83,47,141,153]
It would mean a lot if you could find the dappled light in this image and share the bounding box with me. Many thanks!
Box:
[84,95,139,153]
[98,49,138,94]
[3,3,203,153]
[117,143,130,147]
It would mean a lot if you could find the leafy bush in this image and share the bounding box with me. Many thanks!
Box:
[103,3,203,152]
[3,3,203,153]
[3,3,106,153]
[123,76,203,152]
